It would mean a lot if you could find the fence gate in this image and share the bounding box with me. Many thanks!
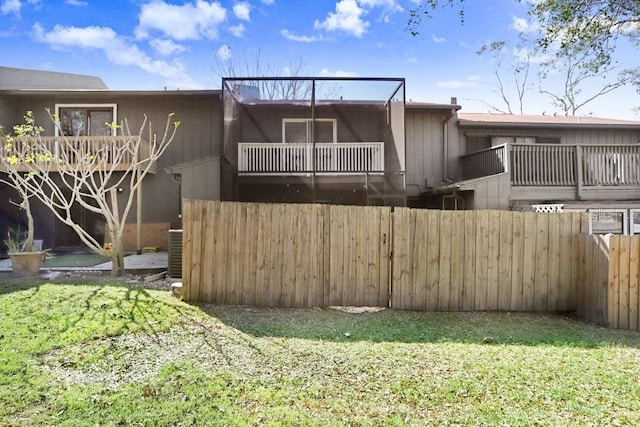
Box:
[328,205,391,307]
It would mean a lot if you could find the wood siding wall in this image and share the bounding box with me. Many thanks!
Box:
[579,234,640,330]
[182,201,585,314]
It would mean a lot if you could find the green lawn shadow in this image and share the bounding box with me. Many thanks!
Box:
[200,304,640,349]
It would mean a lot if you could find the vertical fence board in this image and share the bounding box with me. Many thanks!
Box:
[534,213,550,311]
[486,211,501,311]
[450,211,465,311]
[498,211,513,311]
[618,237,631,329]
[181,200,193,300]
[629,237,639,330]
[438,211,453,310]
[599,235,611,326]
[378,207,391,308]
[547,213,561,312]
[412,209,428,310]
[609,236,621,328]
[244,203,259,306]
[426,210,440,311]
[510,212,525,311]
[462,211,477,311]
[475,211,489,311]
[521,212,537,311]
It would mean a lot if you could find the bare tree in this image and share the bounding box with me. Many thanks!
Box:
[476,41,532,114]
[214,48,312,100]
[1,111,180,275]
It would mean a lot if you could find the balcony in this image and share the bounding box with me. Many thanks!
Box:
[238,142,385,176]
[459,143,640,200]
[0,135,154,173]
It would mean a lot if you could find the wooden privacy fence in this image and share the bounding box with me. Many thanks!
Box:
[391,209,582,312]
[182,200,390,308]
[579,235,640,330]
[182,200,585,313]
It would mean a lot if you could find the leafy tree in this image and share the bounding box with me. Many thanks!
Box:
[530,0,639,74]
[1,111,180,275]
[0,111,45,253]
[409,0,639,114]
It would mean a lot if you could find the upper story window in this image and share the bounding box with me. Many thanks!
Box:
[55,104,117,137]
[282,118,336,144]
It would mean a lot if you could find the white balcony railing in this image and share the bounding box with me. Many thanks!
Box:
[0,136,153,173]
[238,142,384,175]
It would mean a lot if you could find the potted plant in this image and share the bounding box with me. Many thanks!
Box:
[1,111,47,275]
[3,227,45,276]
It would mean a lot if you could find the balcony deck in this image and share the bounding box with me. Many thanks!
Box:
[0,135,154,173]
[238,142,385,176]
[460,143,640,201]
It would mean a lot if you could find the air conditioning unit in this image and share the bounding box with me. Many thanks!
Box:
[168,229,182,278]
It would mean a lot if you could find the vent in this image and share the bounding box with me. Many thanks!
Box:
[168,229,182,278]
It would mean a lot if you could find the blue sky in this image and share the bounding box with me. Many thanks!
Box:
[1,0,638,119]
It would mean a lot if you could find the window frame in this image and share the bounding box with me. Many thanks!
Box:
[54,103,118,137]
[281,118,337,144]
[588,209,629,235]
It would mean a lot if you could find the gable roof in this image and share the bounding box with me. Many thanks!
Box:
[0,66,108,90]
[457,113,640,129]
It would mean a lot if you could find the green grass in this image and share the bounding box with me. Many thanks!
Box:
[1,277,639,426]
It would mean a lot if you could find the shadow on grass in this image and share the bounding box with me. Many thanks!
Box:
[0,274,192,351]
[0,273,45,295]
[200,304,640,349]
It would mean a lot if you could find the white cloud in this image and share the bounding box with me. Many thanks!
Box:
[436,78,478,89]
[314,0,369,38]
[233,2,251,21]
[32,23,200,88]
[359,0,402,22]
[0,0,38,16]
[281,29,322,42]
[319,68,358,77]
[135,0,227,41]
[64,0,87,6]
[510,15,539,34]
[261,0,274,3]
[512,46,551,64]
[150,38,186,55]
[432,34,446,43]
[229,23,245,37]
[217,44,231,60]
[1,0,21,16]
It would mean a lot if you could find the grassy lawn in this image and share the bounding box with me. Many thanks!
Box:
[1,276,639,426]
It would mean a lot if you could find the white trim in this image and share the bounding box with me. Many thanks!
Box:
[630,209,640,236]
[54,103,118,136]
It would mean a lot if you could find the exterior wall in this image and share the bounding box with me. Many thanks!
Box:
[1,91,222,251]
[458,174,511,210]
[405,110,461,197]
[459,125,640,149]
[174,157,221,201]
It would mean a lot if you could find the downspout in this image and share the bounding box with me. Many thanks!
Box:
[442,97,458,182]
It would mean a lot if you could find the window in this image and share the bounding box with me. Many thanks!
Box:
[588,209,628,235]
[282,119,336,144]
[631,210,640,235]
[55,104,117,137]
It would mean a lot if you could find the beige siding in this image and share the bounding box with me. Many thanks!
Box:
[458,174,511,210]
[405,111,450,196]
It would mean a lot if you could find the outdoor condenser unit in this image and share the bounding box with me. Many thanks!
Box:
[168,229,183,278]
